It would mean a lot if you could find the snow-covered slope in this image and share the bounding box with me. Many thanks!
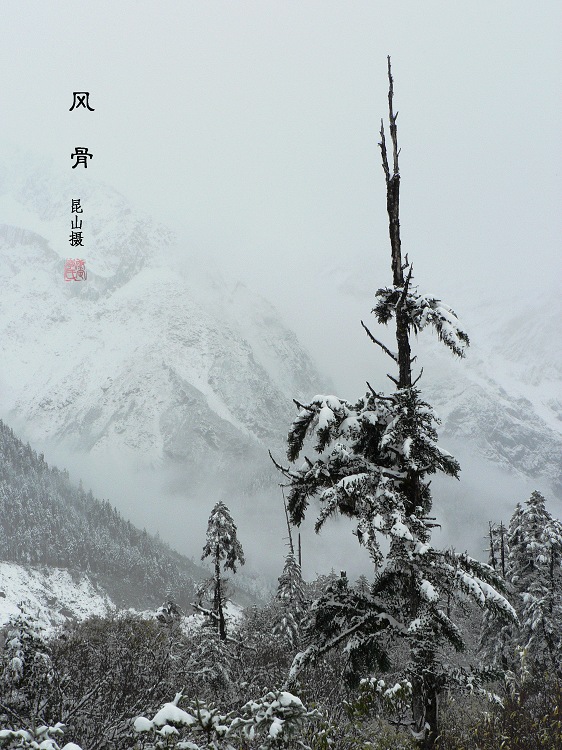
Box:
[0,149,326,470]
[421,292,562,499]
[0,562,113,631]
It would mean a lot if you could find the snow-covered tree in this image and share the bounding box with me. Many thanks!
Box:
[156,601,182,627]
[508,491,562,674]
[273,58,515,749]
[276,554,305,610]
[0,610,55,731]
[273,553,306,647]
[201,502,245,640]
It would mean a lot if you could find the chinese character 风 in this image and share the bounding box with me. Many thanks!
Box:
[69,92,95,111]
[64,258,87,282]
[71,147,93,169]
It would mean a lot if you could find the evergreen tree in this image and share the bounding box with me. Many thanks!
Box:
[273,58,515,749]
[0,609,55,733]
[276,553,305,609]
[507,490,562,674]
[273,553,306,647]
[201,501,245,640]
[355,575,371,598]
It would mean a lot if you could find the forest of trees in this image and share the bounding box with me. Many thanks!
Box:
[0,488,560,749]
[0,61,560,750]
[0,419,202,609]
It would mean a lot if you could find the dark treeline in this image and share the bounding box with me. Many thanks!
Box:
[0,419,199,609]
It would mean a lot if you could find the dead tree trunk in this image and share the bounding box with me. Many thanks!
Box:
[379,56,412,389]
[214,556,227,641]
[379,57,438,750]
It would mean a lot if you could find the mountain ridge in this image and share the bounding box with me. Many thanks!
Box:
[0,150,329,471]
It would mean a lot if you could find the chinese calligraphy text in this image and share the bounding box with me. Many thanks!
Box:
[69,199,87,255]
[69,91,95,111]
[71,147,93,169]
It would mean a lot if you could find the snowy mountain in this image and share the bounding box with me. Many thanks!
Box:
[0,146,559,574]
[422,292,562,501]
[0,148,327,474]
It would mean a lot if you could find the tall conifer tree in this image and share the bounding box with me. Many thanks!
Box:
[274,553,306,647]
[274,59,515,748]
[201,501,245,641]
[507,491,562,674]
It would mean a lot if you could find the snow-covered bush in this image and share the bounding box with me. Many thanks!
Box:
[231,690,317,748]
[132,689,317,749]
[0,723,81,750]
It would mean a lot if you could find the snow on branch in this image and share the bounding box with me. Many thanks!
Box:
[373,285,470,358]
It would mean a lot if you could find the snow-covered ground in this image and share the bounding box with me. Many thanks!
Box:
[0,562,113,632]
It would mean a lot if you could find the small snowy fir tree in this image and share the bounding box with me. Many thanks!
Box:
[0,609,55,731]
[273,553,306,647]
[273,58,515,750]
[507,491,562,675]
[201,501,245,641]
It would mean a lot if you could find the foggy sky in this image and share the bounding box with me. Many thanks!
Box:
[1,1,560,393]
[1,3,560,582]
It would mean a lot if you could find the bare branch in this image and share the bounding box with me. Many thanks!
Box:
[412,367,424,386]
[282,487,295,555]
[387,55,400,176]
[269,450,298,479]
[386,373,399,385]
[379,119,390,183]
[361,320,398,361]
[366,381,396,402]
[293,398,315,412]
[396,264,414,314]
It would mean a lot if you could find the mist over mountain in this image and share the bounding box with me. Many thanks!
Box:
[0,419,198,612]
[0,147,560,582]
[0,150,326,469]
[424,293,561,495]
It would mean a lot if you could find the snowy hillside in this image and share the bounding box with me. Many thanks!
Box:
[422,292,562,500]
[0,148,326,471]
[0,562,113,630]
[0,146,559,571]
